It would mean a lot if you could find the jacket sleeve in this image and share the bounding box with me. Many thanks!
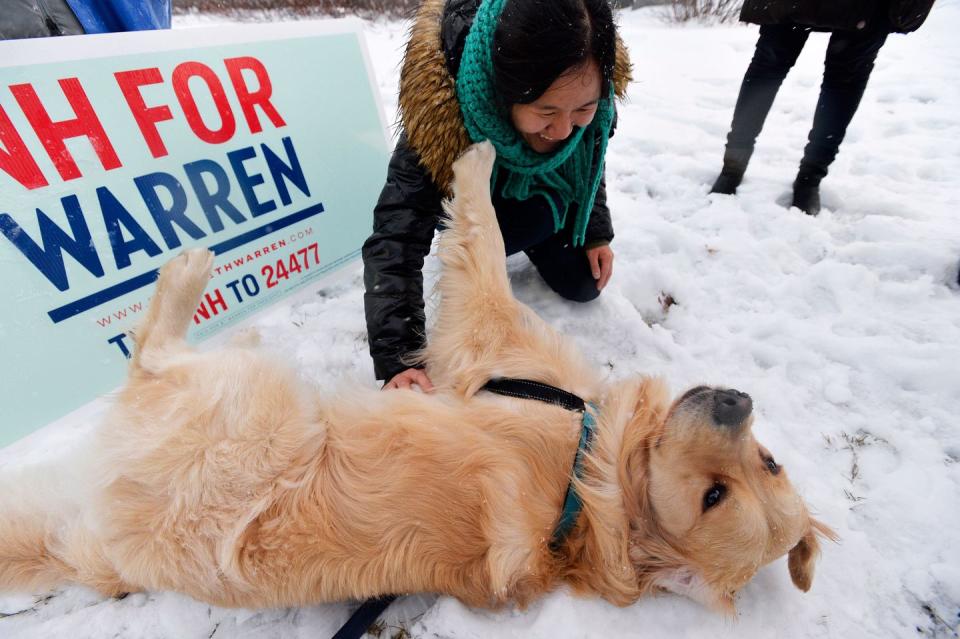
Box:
[584,173,614,248]
[362,133,444,381]
[584,106,618,248]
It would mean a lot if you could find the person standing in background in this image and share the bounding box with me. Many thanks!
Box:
[1,0,171,40]
[709,0,935,216]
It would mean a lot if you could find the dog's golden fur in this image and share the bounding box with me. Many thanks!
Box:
[0,142,833,613]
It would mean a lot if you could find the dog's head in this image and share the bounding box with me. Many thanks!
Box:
[622,383,835,612]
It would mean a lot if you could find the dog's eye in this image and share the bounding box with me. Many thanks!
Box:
[764,456,781,475]
[702,483,726,512]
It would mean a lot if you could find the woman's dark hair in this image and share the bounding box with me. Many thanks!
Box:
[492,0,617,105]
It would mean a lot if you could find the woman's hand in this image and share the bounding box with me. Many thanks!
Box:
[383,368,435,392]
[586,244,614,291]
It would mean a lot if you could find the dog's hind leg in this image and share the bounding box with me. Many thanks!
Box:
[131,248,214,368]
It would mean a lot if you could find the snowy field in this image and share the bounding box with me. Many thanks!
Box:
[2,3,959,638]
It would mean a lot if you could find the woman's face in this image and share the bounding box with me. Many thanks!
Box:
[510,58,602,154]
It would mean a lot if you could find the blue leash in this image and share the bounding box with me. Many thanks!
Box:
[331,595,396,639]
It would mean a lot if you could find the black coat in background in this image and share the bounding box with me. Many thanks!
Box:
[0,0,84,39]
[740,0,935,33]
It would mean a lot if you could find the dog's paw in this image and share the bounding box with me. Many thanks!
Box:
[157,248,214,301]
[452,141,496,194]
[449,142,498,231]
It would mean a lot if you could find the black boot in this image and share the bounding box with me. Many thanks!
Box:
[713,27,809,196]
[710,170,743,195]
[789,29,887,217]
[792,172,822,216]
[710,147,752,195]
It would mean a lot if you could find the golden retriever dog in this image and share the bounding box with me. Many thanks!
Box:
[0,142,833,614]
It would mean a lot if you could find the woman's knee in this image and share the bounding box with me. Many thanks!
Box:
[525,231,602,303]
[541,269,601,302]
[562,281,602,303]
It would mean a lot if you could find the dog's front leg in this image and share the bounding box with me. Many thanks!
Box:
[426,142,527,394]
[426,142,598,398]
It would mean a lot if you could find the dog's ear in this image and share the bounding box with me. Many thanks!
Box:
[788,518,837,592]
[653,566,736,614]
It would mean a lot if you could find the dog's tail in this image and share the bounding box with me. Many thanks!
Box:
[0,507,74,592]
[0,460,77,593]
[0,455,107,595]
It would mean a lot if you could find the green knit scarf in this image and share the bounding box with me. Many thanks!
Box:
[456,0,615,247]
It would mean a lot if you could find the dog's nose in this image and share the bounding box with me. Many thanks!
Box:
[713,389,752,427]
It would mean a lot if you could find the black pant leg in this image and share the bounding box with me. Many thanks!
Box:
[493,192,600,303]
[725,25,810,157]
[493,190,558,257]
[799,27,889,180]
[525,231,600,303]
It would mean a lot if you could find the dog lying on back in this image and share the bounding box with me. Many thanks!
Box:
[0,142,833,613]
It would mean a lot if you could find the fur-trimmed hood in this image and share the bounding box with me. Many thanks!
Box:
[398,0,633,195]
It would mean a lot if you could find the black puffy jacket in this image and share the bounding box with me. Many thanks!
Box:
[362,0,629,381]
[0,0,84,40]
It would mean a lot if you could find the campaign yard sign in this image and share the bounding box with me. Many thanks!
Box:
[0,20,389,448]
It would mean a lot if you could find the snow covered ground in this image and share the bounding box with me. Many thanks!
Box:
[2,3,959,638]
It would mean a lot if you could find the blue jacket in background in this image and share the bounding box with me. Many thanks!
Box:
[64,0,172,33]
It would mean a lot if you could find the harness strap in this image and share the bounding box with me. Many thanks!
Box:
[550,403,597,550]
[481,377,597,548]
[481,377,585,412]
